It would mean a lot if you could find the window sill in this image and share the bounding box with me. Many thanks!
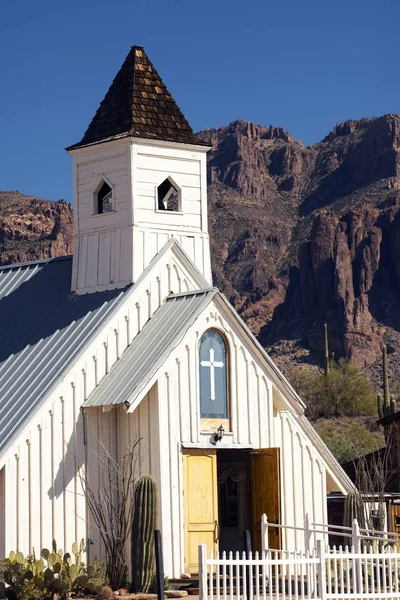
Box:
[199,430,234,436]
[154,209,183,215]
[91,211,116,217]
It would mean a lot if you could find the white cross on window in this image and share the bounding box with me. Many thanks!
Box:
[200,348,224,401]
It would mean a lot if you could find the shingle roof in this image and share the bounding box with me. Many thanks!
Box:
[83,288,217,408]
[0,256,127,457]
[67,46,209,150]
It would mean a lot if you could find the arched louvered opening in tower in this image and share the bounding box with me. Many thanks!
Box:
[93,178,114,215]
[157,177,181,212]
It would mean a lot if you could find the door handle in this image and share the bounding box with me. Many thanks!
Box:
[214,520,220,544]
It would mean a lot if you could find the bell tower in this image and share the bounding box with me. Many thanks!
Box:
[67,46,211,295]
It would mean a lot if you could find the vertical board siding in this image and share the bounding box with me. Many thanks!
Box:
[1,248,341,575]
[52,398,64,548]
[157,374,173,576]
[0,467,4,557]
[0,243,198,557]
[17,441,29,552]
[73,140,211,292]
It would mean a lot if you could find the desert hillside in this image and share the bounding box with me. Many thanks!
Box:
[3,114,400,390]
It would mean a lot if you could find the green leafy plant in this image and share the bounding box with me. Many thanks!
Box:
[316,421,384,464]
[290,358,376,421]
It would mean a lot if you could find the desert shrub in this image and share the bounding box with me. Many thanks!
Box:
[289,358,376,420]
[316,421,384,464]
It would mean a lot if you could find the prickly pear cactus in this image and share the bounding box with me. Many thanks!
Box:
[131,475,158,593]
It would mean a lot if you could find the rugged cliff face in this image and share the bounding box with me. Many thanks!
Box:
[3,114,400,382]
[199,115,400,381]
[0,191,73,265]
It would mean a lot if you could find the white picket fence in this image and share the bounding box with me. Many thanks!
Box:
[199,543,400,599]
[199,518,400,600]
[261,513,400,554]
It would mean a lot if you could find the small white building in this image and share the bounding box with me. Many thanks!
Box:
[0,46,353,577]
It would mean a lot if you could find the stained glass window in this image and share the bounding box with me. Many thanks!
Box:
[199,330,228,419]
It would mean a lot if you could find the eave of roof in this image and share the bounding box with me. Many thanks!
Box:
[83,288,218,408]
[0,238,210,460]
[0,256,128,458]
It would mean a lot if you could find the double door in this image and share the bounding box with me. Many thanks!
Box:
[183,448,281,573]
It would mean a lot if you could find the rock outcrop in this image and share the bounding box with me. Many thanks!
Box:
[199,115,400,380]
[4,114,400,382]
[0,191,73,265]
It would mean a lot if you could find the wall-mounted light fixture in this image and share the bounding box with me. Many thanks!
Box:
[214,424,225,443]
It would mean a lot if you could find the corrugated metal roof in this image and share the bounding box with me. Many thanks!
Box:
[0,256,127,457]
[84,288,217,408]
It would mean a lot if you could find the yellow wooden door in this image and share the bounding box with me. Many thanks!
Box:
[250,448,281,551]
[390,504,400,548]
[183,449,219,573]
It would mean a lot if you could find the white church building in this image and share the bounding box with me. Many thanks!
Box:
[0,46,353,577]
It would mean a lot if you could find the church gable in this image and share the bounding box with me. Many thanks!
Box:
[0,239,208,466]
[81,283,351,495]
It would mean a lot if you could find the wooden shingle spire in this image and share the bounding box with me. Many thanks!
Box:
[68,46,207,149]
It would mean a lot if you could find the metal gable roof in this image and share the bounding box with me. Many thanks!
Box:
[0,256,128,457]
[83,288,217,408]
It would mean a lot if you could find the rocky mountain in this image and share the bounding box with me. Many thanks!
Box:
[3,114,400,385]
[198,115,400,383]
[0,191,73,265]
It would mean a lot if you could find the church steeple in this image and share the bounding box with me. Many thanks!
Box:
[68,46,208,150]
[67,47,211,295]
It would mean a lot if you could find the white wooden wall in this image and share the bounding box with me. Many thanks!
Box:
[0,248,347,575]
[0,245,201,559]
[0,468,4,558]
[84,387,160,566]
[70,139,211,294]
[132,142,211,284]
[71,141,134,294]
[131,300,345,576]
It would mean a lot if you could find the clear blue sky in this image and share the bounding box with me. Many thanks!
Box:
[1,0,399,204]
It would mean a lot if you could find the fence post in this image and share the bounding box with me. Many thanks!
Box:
[352,518,360,551]
[305,512,312,554]
[154,530,165,600]
[243,529,252,555]
[199,544,208,600]
[261,513,268,552]
[317,539,327,600]
[352,518,362,593]
[243,530,252,600]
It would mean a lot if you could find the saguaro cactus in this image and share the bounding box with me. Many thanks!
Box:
[343,490,366,530]
[317,323,334,376]
[377,345,396,419]
[131,475,158,593]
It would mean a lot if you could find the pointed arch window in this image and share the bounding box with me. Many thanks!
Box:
[157,177,181,212]
[199,329,228,421]
[93,177,114,215]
